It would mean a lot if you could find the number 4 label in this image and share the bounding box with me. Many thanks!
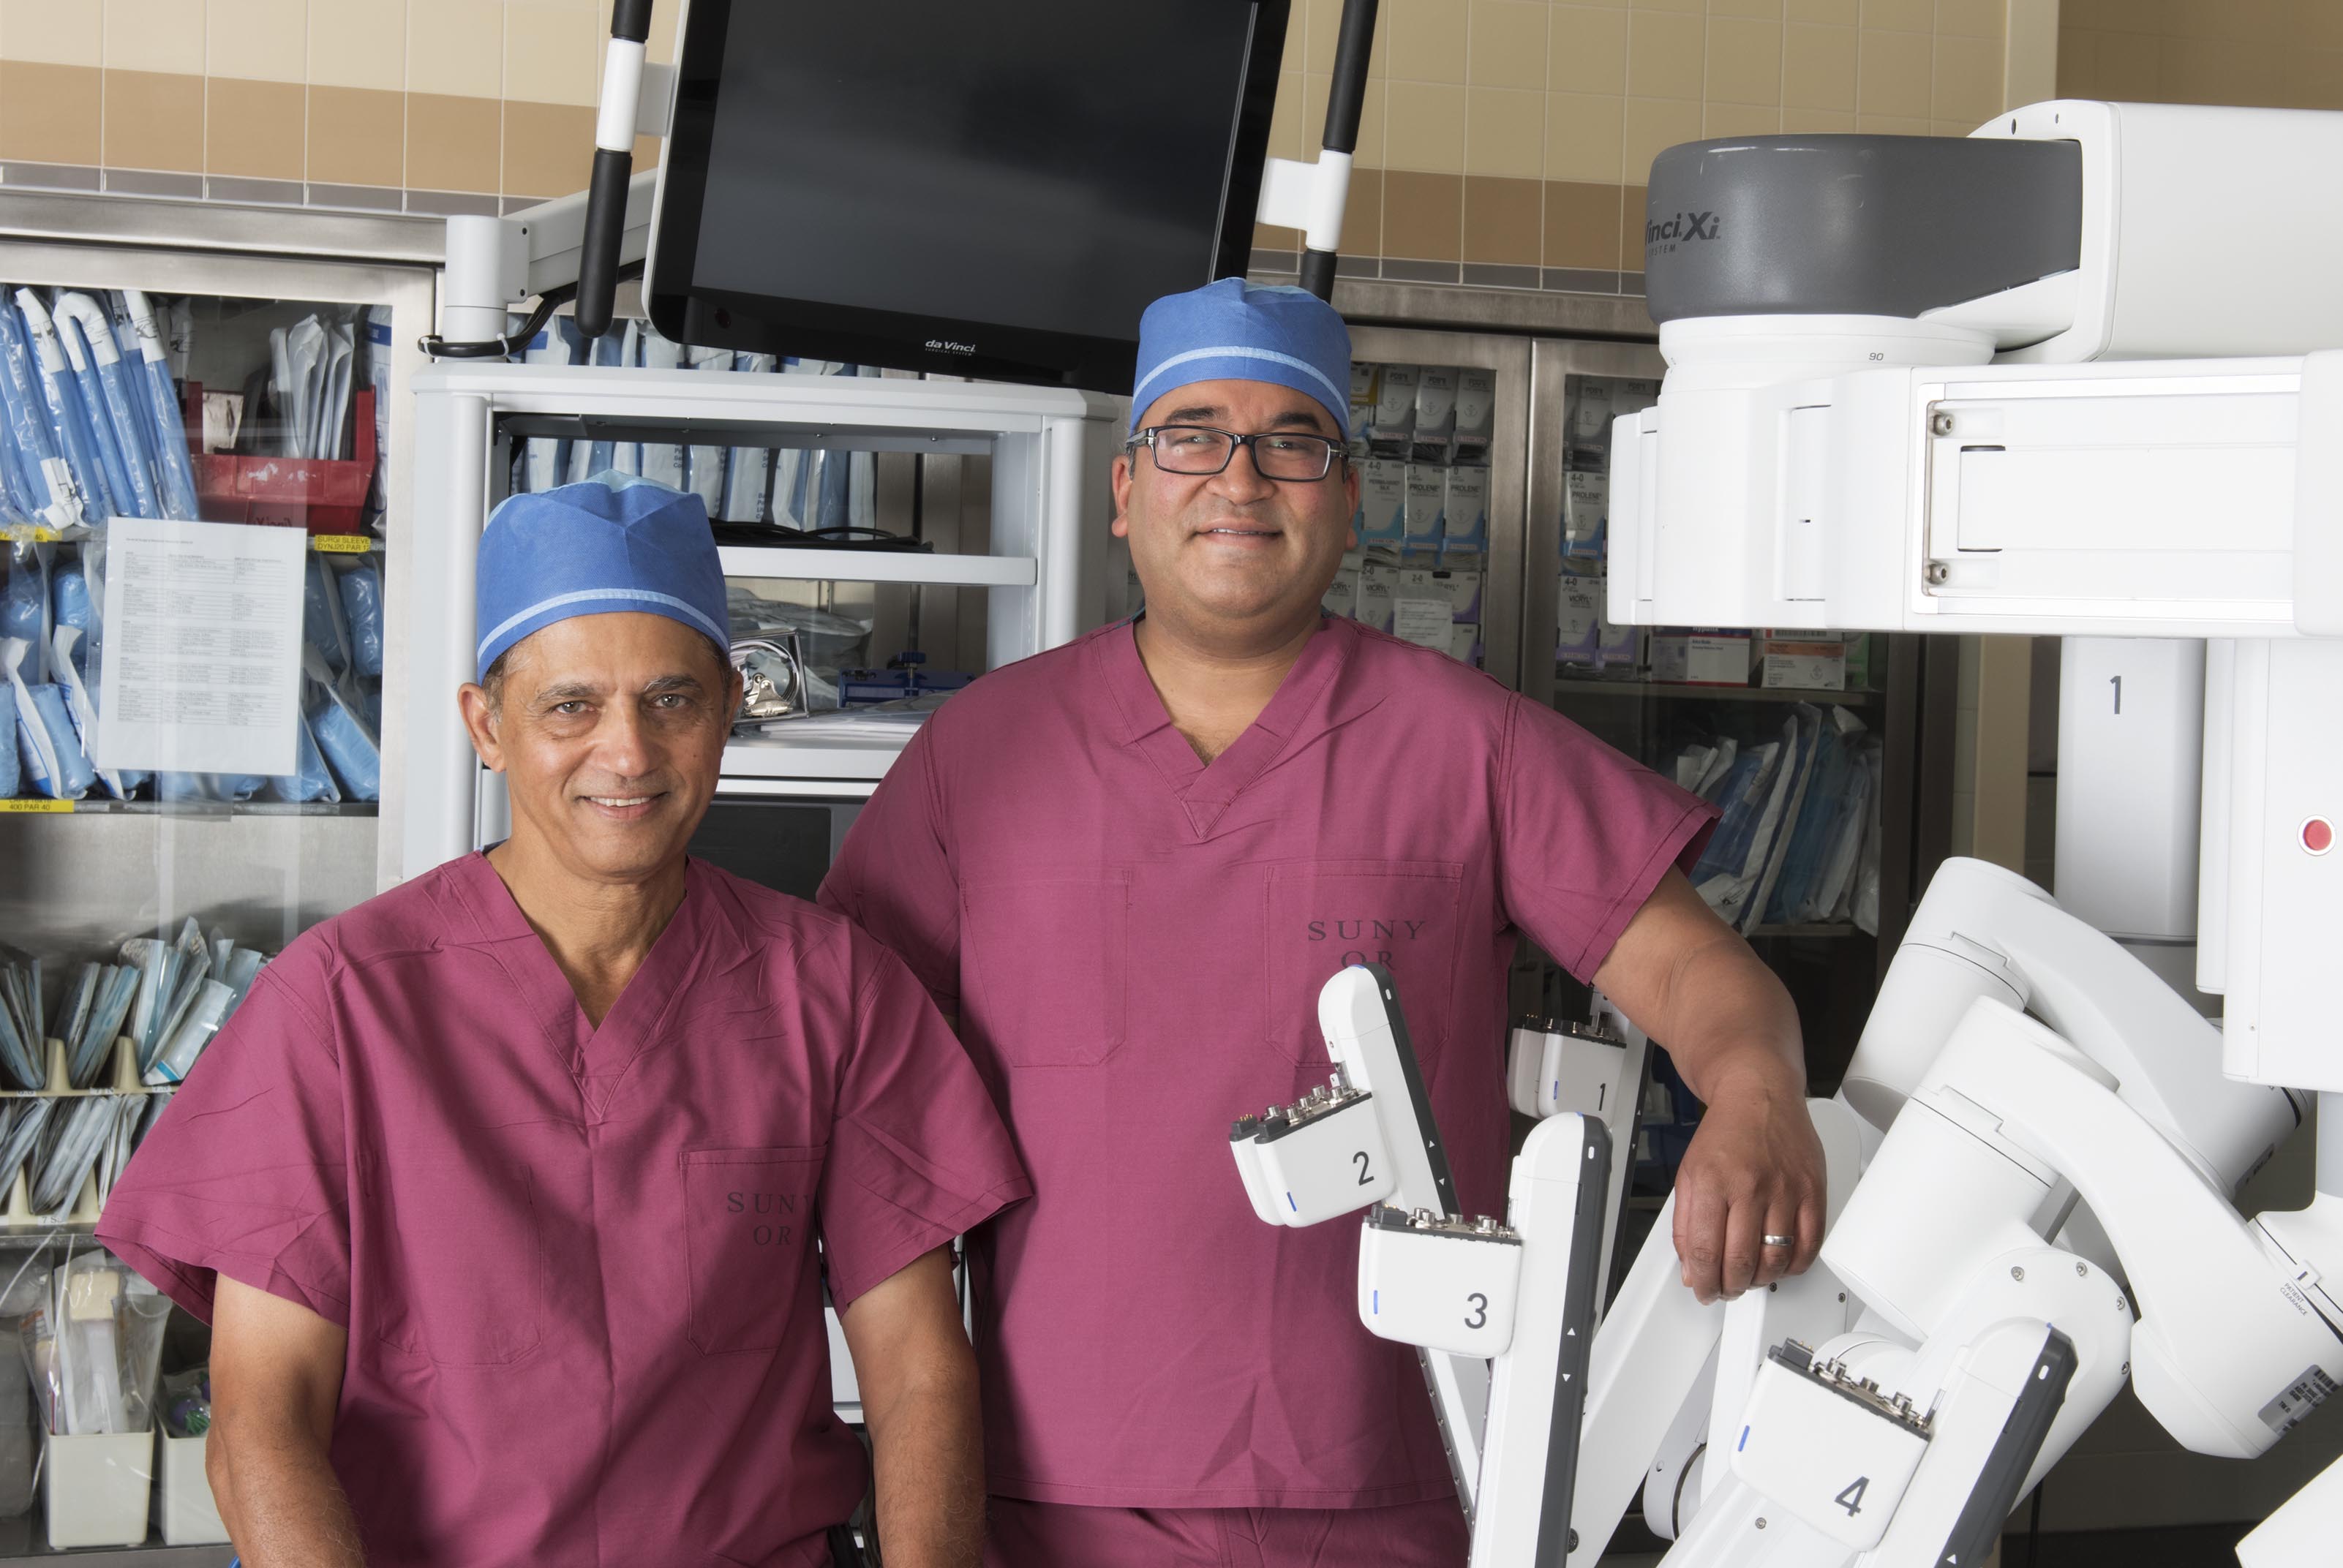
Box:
[1835,1477,1869,1517]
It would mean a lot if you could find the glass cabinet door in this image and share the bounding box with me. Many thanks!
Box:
[0,231,430,1559]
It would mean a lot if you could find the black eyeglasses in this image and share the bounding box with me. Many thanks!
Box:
[1128,424,1347,482]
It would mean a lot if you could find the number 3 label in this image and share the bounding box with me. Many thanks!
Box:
[1464,1292,1489,1330]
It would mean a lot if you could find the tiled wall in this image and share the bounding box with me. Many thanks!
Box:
[2058,0,2343,108]
[1254,0,2017,295]
[0,0,680,216]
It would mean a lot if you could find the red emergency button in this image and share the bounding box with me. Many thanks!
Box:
[2305,818,2334,856]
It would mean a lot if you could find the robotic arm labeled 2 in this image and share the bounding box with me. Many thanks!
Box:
[1229,965,1608,1567]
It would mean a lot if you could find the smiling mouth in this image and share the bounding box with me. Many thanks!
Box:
[584,794,658,808]
[1200,524,1279,538]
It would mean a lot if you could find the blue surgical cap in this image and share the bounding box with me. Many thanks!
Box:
[1129,278,1353,439]
[475,475,730,682]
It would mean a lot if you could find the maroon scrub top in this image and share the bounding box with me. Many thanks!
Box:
[819,617,1715,1510]
[99,853,1031,1567]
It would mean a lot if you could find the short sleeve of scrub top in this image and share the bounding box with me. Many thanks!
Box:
[821,936,1031,1308]
[98,949,352,1327]
[820,728,960,1011]
[1495,690,1720,980]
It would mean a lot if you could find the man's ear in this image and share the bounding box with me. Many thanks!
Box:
[1110,452,1135,540]
[457,683,507,773]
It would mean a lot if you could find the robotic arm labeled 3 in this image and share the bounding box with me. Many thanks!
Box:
[1229,965,1608,1567]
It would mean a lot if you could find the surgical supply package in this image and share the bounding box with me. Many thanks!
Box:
[1391,569,1453,651]
[20,1249,173,1436]
[1358,460,1406,551]
[1410,367,1459,463]
[1369,365,1417,457]
[1453,369,1495,464]
[1443,467,1489,560]
[4,634,95,800]
[337,560,384,676]
[1401,465,1445,555]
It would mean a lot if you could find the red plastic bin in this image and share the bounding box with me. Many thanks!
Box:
[187,385,377,535]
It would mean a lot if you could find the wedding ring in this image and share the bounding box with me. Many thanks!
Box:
[1761,1234,1795,1248]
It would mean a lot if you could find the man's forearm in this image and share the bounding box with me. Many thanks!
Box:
[1646,929,1805,1102]
[865,1360,986,1568]
[212,1424,366,1568]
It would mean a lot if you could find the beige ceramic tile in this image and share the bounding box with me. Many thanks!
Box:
[1284,1,1307,73]
[1935,0,2002,37]
[307,82,403,186]
[206,75,304,176]
[1255,221,1302,252]
[1857,0,1931,31]
[1301,71,1331,151]
[407,88,499,191]
[503,97,595,196]
[1388,0,1469,83]
[102,0,205,75]
[1854,110,1932,133]
[1544,89,1625,181]
[103,67,202,170]
[647,0,680,64]
[1704,100,1783,135]
[2280,46,2343,109]
[1385,78,1467,170]
[1305,0,1394,76]
[407,0,500,98]
[306,0,405,92]
[207,0,306,83]
[1780,105,1856,130]
[1355,77,1389,165]
[1707,18,1783,103]
[1623,94,1703,179]
[1266,70,1306,162]
[1465,83,1546,176]
[1469,0,1548,88]
[1543,178,1622,268]
[0,60,99,158]
[2299,0,2343,52]
[1785,0,1858,20]
[1709,0,1785,18]
[1631,0,1702,12]
[2052,26,2094,97]
[1343,164,1383,252]
[1,0,99,66]
[1381,168,1463,258]
[506,0,598,106]
[1857,26,1931,116]
[1463,173,1542,261]
[1783,23,1857,108]
[1931,31,2001,119]
[1551,6,1630,93]
[1627,7,1705,97]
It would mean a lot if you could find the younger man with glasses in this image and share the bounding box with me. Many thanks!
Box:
[821,278,1826,1566]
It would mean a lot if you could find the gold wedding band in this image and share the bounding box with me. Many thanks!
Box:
[1761,1234,1795,1248]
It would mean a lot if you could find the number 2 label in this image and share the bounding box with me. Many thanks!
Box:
[1353,1150,1373,1186]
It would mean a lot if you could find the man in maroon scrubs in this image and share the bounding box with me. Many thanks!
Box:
[102,479,1028,1568]
[821,280,1827,1566]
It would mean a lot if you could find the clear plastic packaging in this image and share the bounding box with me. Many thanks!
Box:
[337,559,384,676]
[20,1249,171,1438]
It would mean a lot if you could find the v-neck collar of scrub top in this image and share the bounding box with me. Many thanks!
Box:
[1100,614,1350,840]
[440,849,712,1120]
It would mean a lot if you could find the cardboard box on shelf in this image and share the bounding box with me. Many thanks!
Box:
[1370,366,1418,456]
[1357,564,1398,633]
[1410,366,1459,462]
[1450,622,1482,665]
[1394,569,1454,649]
[1402,465,1446,555]
[1360,460,1407,549]
[1759,634,1849,690]
[1564,470,1606,559]
[1453,369,1495,464]
[1649,630,1752,687]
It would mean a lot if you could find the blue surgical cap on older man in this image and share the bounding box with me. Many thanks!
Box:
[1129,278,1353,439]
[474,475,731,682]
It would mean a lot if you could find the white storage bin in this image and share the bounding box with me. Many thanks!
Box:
[42,1428,151,1549]
[157,1431,227,1545]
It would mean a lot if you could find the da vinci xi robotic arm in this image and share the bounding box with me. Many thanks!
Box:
[1601,98,2343,1567]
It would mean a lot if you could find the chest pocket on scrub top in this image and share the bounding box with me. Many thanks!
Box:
[959,872,1130,1068]
[369,1156,546,1368]
[1263,860,1464,1067]
[680,1145,826,1355]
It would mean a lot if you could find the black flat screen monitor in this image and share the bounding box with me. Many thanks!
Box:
[645,0,1290,394]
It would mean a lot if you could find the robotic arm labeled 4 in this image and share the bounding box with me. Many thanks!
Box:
[1229,965,1608,1567]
